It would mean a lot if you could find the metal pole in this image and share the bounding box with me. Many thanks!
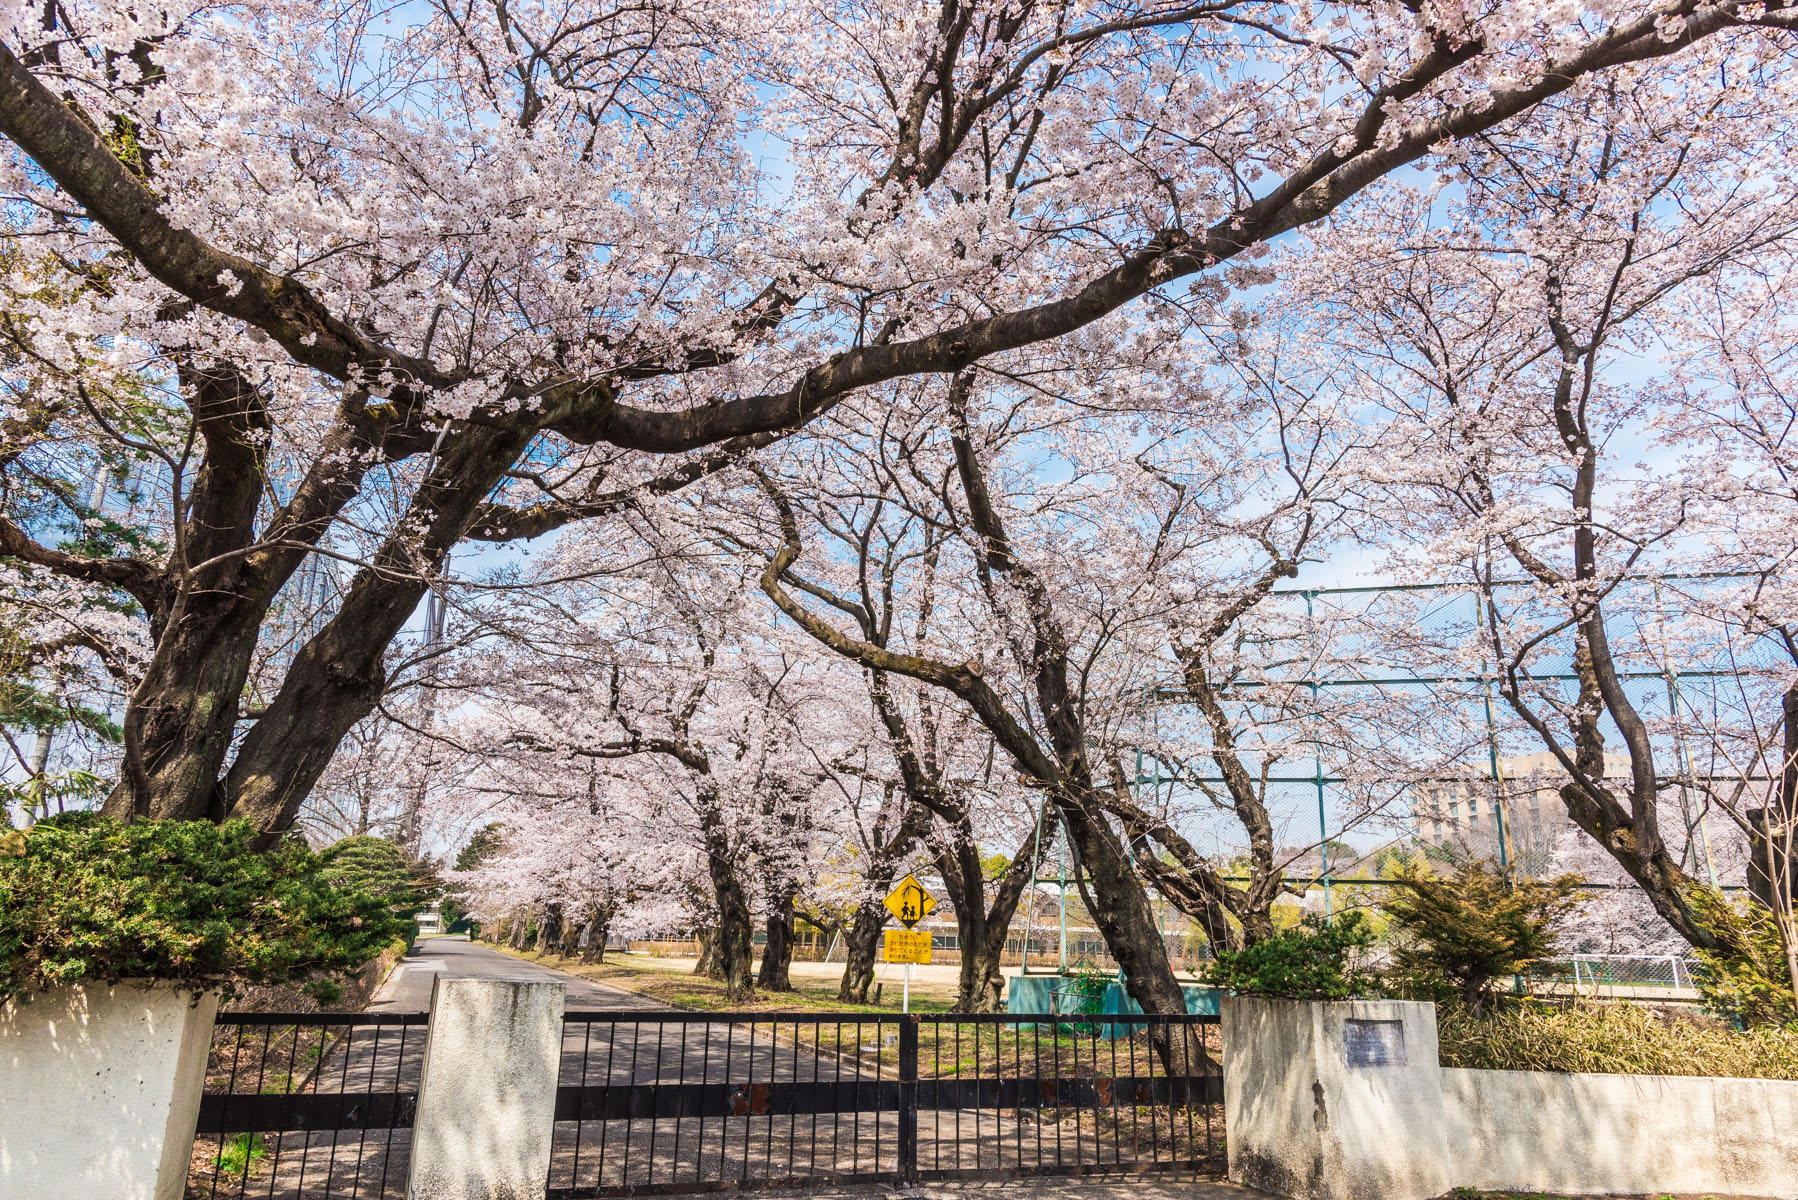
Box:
[903,961,911,1014]
[898,1015,918,1183]
[1654,581,1721,888]
[1058,830,1070,971]
[1474,590,1513,873]
[1019,792,1049,974]
[1305,592,1332,919]
[1314,718,1331,920]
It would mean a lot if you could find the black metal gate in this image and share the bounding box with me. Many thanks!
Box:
[188,1008,1222,1199]
[189,1011,427,1199]
[549,1011,1223,1197]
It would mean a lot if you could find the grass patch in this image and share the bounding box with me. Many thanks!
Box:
[1438,999,1798,1079]
[490,944,963,1015]
[490,944,1222,1079]
[212,1131,268,1176]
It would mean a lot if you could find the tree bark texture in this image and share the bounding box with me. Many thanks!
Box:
[758,893,796,991]
[535,903,566,955]
[693,927,720,978]
[580,903,615,963]
[837,900,886,1003]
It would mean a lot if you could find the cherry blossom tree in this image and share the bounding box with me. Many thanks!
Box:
[1304,65,1798,980]
[735,349,1427,1041]
[1657,256,1798,1005]
[709,412,1050,1008]
[4,0,1788,836]
[426,535,879,1000]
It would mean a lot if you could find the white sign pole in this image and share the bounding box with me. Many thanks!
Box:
[903,960,912,1014]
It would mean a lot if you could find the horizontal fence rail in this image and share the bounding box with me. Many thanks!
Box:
[189,1011,429,1200]
[548,1011,1224,1198]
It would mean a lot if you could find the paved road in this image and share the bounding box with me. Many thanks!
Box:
[367,935,656,1011]
[366,939,1059,1191]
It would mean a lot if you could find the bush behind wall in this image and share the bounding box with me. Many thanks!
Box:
[0,813,409,1002]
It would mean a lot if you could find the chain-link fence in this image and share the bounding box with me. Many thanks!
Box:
[1081,576,1790,957]
[1529,954,1703,993]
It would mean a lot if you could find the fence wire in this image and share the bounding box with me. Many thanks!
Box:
[1054,578,1790,957]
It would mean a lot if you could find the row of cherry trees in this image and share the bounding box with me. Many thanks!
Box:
[3,0,1797,1018]
[439,52,1798,1015]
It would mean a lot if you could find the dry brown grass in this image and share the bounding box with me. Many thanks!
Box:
[1437,999,1798,1079]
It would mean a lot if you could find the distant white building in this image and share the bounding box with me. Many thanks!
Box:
[415,901,444,935]
[1412,752,1616,865]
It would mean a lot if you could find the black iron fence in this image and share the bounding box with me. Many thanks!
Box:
[186,1008,1222,1199]
[548,1011,1223,1197]
[188,1011,428,1200]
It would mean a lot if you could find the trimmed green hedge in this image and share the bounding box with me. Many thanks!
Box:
[0,813,409,1001]
[319,835,436,927]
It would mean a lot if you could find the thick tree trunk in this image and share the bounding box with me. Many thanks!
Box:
[934,822,1041,1013]
[1056,793,1210,1075]
[580,905,614,963]
[224,424,534,837]
[98,363,272,822]
[837,900,886,1003]
[955,908,1010,1013]
[697,787,756,1000]
[693,928,720,978]
[88,412,527,834]
[509,910,533,950]
[758,893,796,991]
[713,888,756,1000]
[1557,778,1749,959]
[536,903,565,955]
[101,603,265,821]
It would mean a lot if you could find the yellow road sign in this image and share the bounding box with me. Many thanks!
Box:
[884,929,932,964]
[883,873,937,928]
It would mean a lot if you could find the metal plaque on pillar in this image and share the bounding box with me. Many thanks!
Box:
[1342,1018,1407,1067]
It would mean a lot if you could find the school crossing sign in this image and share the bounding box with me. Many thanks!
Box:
[883,873,937,928]
[881,875,937,1009]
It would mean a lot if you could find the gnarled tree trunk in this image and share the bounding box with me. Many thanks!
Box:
[536,903,566,955]
[580,903,615,963]
[837,900,886,1003]
[693,927,720,978]
[758,893,796,991]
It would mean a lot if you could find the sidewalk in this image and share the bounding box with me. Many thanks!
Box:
[748,1175,1258,1200]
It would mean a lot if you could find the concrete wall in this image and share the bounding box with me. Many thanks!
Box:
[1222,997,1449,1200]
[1225,995,1798,1200]
[1444,1066,1798,1198]
[0,981,219,1200]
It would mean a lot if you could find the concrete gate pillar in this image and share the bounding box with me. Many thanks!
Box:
[0,982,219,1200]
[406,975,565,1200]
[1221,997,1450,1200]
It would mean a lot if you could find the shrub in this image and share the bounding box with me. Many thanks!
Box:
[0,813,410,1001]
[1205,911,1379,1000]
[1438,997,1798,1079]
[318,835,437,924]
[1688,892,1798,1029]
[1381,861,1583,1011]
